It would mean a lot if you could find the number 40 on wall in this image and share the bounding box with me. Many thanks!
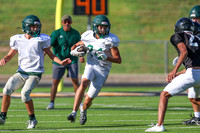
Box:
[73,0,108,15]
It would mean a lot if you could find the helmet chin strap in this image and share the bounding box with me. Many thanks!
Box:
[97,29,106,38]
[29,31,38,37]
[98,33,104,38]
[33,32,38,37]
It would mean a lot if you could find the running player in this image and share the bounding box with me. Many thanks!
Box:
[67,15,122,125]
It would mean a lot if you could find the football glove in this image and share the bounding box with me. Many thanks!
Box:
[70,45,86,57]
[96,51,108,60]
[172,56,183,66]
[172,56,179,66]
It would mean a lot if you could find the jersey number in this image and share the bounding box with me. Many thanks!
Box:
[189,35,199,47]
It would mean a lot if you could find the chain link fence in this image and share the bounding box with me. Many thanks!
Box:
[0,40,180,75]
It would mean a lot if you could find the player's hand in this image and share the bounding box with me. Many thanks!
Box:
[60,58,72,65]
[166,69,176,82]
[70,45,86,57]
[96,51,108,60]
[0,58,6,66]
[79,57,85,63]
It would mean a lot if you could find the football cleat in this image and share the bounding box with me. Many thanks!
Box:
[67,112,76,123]
[46,102,54,110]
[0,115,6,125]
[27,119,38,129]
[182,114,200,125]
[80,109,87,125]
[145,123,165,132]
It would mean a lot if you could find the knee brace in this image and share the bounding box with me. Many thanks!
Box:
[3,73,24,96]
[3,76,17,95]
[3,87,13,96]
[21,90,31,102]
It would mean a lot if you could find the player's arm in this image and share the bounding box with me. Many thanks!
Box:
[167,42,187,82]
[70,41,87,57]
[43,46,51,56]
[174,42,187,71]
[43,47,71,65]
[70,41,85,62]
[71,41,85,50]
[175,69,186,76]
[0,49,17,66]
[107,47,122,64]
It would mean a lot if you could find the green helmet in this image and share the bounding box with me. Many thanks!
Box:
[189,5,200,18]
[92,15,111,37]
[174,17,194,33]
[22,15,41,37]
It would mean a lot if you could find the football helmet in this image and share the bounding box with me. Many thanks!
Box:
[92,15,111,38]
[174,17,194,33]
[189,5,200,18]
[193,22,200,35]
[22,15,41,37]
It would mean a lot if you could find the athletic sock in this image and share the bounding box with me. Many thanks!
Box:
[72,111,77,115]
[194,112,200,118]
[0,112,7,120]
[29,113,36,120]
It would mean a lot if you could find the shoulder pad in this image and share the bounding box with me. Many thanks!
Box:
[81,30,94,43]
[39,34,51,41]
[10,34,24,40]
[104,33,120,47]
[81,30,93,39]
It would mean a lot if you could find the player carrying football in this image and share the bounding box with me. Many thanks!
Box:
[67,15,122,125]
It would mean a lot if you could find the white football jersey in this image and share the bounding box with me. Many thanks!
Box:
[81,30,119,71]
[10,34,50,73]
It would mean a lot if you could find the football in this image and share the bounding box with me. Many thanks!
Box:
[70,45,88,57]
[77,45,88,54]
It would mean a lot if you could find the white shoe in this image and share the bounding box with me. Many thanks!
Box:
[46,102,54,110]
[145,124,165,132]
[67,112,77,123]
[27,119,38,129]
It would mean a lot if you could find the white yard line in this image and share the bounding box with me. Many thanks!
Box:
[0,126,200,132]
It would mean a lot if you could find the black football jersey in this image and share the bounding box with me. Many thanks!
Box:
[170,32,200,69]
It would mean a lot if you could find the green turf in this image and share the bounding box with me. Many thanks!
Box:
[0,88,199,133]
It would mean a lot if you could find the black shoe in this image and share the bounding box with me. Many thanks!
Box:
[182,114,200,125]
[67,112,76,123]
[0,115,6,125]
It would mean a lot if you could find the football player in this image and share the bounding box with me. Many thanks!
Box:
[145,17,200,132]
[172,5,200,126]
[190,5,200,23]
[0,15,71,129]
[67,15,122,125]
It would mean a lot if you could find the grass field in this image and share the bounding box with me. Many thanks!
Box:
[0,0,198,74]
[0,87,199,133]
